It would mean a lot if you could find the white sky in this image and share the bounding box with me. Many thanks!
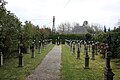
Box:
[6,0,120,29]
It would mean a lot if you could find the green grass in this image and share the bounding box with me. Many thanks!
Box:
[0,44,54,80]
[61,44,120,80]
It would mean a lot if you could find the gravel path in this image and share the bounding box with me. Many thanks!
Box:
[26,45,61,80]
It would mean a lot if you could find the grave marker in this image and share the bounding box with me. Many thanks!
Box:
[104,51,114,80]
[91,43,95,60]
[77,43,80,59]
[84,45,89,69]
[31,41,35,58]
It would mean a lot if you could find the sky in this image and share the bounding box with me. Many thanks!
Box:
[6,0,120,29]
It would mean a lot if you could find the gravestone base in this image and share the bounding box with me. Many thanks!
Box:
[31,52,35,58]
[18,53,24,67]
[104,68,114,80]
[84,56,89,69]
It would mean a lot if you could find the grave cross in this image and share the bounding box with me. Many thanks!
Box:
[18,34,24,67]
[91,43,95,60]
[77,43,80,59]
[104,50,114,80]
[31,41,35,58]
[70,41,72,52]
[38,40,41,54]
[95,42,98,55]
[73,42,75,54]
[84,44,89,69]
[0,25,4,67]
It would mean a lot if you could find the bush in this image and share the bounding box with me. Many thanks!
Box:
[93,27,120,58]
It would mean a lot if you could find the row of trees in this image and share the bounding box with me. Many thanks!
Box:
[0,0,52,58]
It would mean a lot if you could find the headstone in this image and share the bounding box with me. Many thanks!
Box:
[77,43,80,59]
[104,51,114,80]
[91,43,95,60]
[84,44,89,69]
[31,41,35,58]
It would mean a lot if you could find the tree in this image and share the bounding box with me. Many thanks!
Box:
[57,22,72,34]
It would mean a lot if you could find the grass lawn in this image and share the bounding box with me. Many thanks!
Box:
[61,44,120,80]
[0,44,54,80]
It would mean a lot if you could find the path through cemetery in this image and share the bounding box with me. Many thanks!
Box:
[26,45,61,80]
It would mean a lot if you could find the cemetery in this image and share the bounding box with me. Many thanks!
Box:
[0,0,120,80]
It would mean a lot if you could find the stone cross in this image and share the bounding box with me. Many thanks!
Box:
[91,43,95,60]
[88,41,91,52]
[18,34,24,67]
[79,40,82,49]
[84,41,87,55]
[70,41,72,52]
[84,44,89,69]
[104,50,114,80]
[77,43,80,59]
[73,42,75,54]
[95,42,98,55]
[38,40,41,54]
[0,26,4,67]
[31,41,35,58]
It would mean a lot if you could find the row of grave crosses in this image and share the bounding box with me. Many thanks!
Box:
[0,28,52,67]
[18,37,52,67]
[65,39,114,80]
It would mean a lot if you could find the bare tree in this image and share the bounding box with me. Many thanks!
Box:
[57,22,72,34]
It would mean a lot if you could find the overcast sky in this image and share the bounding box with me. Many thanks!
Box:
[6,0,120,29]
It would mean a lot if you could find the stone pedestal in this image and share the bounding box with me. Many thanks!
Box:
[18,53,23,67]
[84,45,89,69]
[104,68,114,80]
[84,56,89,69]
[0,52,3,66]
